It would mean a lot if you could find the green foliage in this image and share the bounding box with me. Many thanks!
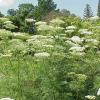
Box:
[37,0,57,20]
[0,16,100,100]
[7,9,16,16]
[97,0,100,17]
[0,1,100,100]
[83,4,93,19]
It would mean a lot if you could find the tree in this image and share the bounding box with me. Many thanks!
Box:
[7,1,57,32]
[83,4,93,19]
[0,12,4,17]
[97,0,100,17]
[37,0,57,20]
[61,9,70,16]
[7,9,16,16]
[10,3,35,32]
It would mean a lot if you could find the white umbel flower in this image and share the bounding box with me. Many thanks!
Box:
[0,98,14,100]
[65,40,79,46]
[34,52,50,58]
[37,25,54,31]
[70,51,85,56]
[50,18,65,26]
[69,46,85,52]
[97,88,100,96]
[4,21,13,24]
[25,18,36,23]
[85,95,96,100]
[71,36,82,44]
[30,35,47,40]
[35,21,47,26]
[89,16,99,21]
[0,53,12,58]
[66,26,76,30]
[42,45,54,48]
[95,26,100,29]
[12,32,25,36]
[65,30,75,33]
[79,29,93,35]
[85,39,99,45]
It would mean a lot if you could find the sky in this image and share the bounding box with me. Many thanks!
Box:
[0,0,98,17]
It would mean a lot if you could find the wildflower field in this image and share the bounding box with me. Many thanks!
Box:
[0,0,100,99]
[0,16,100,100]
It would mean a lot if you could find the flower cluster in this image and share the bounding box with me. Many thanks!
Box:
[85,95,96,100]
[0,98,14,100]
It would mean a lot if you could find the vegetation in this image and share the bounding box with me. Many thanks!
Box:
[0,0,100,100]
[83,4,93,19]
[97,0,100,17]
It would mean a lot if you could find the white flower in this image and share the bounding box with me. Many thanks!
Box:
[79,29,93,35]
[34,52,50,58]
[12,32,25,36]
[85,39,99,45]
[69,46,85,52]
[50,18,65,26]
[25,18,36,23]
[35,21,47,26]
[37,25,54,31]
[71,36,82,44]
[0,18,9,22]
[0,98,14,100]
[42,45,54,48]
[65,30,75,33]
[0,53,12,58]
[85,95,96,100]
[97,88,100,96]
[89,16,99,21]
[95,26,100,29]
[65,40,79,46]
[70,51,85,56]
[55,26,64,31]
[66,26,76,30]
[4,21,13,24]
[30,35,47,40]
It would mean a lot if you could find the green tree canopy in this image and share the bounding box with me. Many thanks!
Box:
[97,0,100,17]
[83,4,93,19]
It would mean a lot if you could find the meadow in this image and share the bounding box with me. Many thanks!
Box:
[0,16,100,100]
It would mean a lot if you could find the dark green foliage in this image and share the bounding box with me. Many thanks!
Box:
[7,0,57,33]
[36,0,57,20]
[7,9,16,16]
[0,12,4,17]
[83,4,93,19]
[97,0,100,17]
[8,3,35,33]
